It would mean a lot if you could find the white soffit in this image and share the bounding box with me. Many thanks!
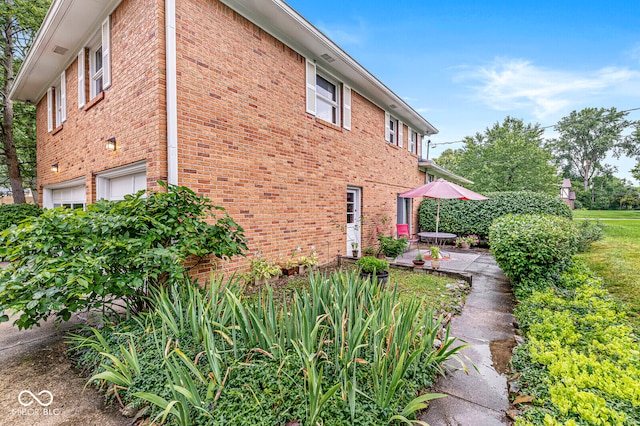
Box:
[10,0,121,103]
[219,0,438,136]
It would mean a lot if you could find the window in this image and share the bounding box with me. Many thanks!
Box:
[385,112,398,145]
[47,71,66,131]
[408,129,418,154]
[397,196,412,233]
[79,16,111,107]
[305,59,350,129]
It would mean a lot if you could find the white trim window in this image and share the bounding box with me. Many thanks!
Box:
[47,71,66,131]
[385,112,398,145]
[83,15,111,102]
[305,58,350,129]
[408,129,418,154]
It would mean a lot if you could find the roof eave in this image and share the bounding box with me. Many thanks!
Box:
[418,159,474,185]
[218,0,438,135]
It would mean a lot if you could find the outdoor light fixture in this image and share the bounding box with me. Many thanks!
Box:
[106,137,116,151]
[51,163,59,173]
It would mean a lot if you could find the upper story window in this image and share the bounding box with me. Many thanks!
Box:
[78,16,111,108]
[316,74,339,125]
[385,112,399,145]
[306,58,351,130]
[47,71,66,132]
[408,129,418,154]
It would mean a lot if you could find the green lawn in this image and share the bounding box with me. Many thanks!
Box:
[574,212,640,331]
[573,209,640,219]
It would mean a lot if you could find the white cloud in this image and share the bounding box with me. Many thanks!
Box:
[315,17,369,47]
[456,58,640,119]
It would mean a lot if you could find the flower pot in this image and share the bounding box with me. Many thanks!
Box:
[461,242,470,250]
[412,260,425,267]
[359,270,389,288]
[282,266,297,276]
[352,250,359,258]
[299,265,306,275]
[431,259,441,270]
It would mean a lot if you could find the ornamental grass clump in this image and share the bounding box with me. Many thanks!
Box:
[71,271,468,425]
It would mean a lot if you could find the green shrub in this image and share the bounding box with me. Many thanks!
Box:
[489,214,579,298]
[418,191,572,239]
[575,219,604,251]
[0,183,247,329]
[356,256,389,273]
[377,235,407,258]
[0,203,41,232]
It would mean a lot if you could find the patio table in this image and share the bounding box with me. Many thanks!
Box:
[417,231,457,247]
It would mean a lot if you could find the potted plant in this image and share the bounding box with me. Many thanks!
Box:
[363,246,376,256]
[356,256,389,286]
[250,257,282,285]
[351,241,359,258]
[377,235,407,261]
[455,235,479,250]
[298,249,318,274]
[281,255,299,276]
[429,246,441,270]
[412,250,425,267]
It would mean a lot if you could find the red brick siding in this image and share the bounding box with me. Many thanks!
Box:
[35,0,167,204]
[175,0,426,278]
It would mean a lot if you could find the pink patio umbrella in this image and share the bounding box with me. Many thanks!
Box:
[399,179,488,241]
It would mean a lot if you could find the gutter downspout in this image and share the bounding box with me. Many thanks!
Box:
[166,0,178,185]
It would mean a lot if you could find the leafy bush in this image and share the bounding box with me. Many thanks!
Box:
[0,183,247,329]
[418,191,572,239]
[489,214,579,298]
[356,256,389,273]
[71,272,467,425]
[0,203,41,232]
[575,219,605,251]
[377,235,407,258]
[512,263,639,425]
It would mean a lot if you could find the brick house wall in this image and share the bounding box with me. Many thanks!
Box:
[35,0,166,205]
[174,0,426,277]
[28,0,431,280]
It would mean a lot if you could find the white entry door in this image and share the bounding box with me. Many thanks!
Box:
[346,187,361,256]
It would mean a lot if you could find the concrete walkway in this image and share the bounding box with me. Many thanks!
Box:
[396,248,516,425]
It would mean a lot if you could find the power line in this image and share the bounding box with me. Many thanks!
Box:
[430,106,640,148]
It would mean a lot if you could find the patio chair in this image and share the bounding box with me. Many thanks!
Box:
[396,224,419,251]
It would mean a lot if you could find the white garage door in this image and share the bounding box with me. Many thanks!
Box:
[107,171,147,201]
[52,184,86,209]
[96,161,147,201]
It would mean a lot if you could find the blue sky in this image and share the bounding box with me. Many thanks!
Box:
[286,0,640,184]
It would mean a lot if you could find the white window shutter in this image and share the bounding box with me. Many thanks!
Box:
[77,49,85,108]
[343,85,351,130]
[305,59,316,115]
[47,88,53,132]
[60,71,66,123]
[102,16,111,89]
[418,134,423,158]
[398,121,404,148]
[384,112,390,142]
[407,128,412,152]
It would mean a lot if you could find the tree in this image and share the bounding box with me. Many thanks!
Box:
[434,117,558,194]
[632,161,640,183]
[0,0,49,203]
[550,107,640,192]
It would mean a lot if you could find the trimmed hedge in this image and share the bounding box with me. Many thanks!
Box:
[418,191,571,239]
[0,203,42,232]
[488,214,579,298]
